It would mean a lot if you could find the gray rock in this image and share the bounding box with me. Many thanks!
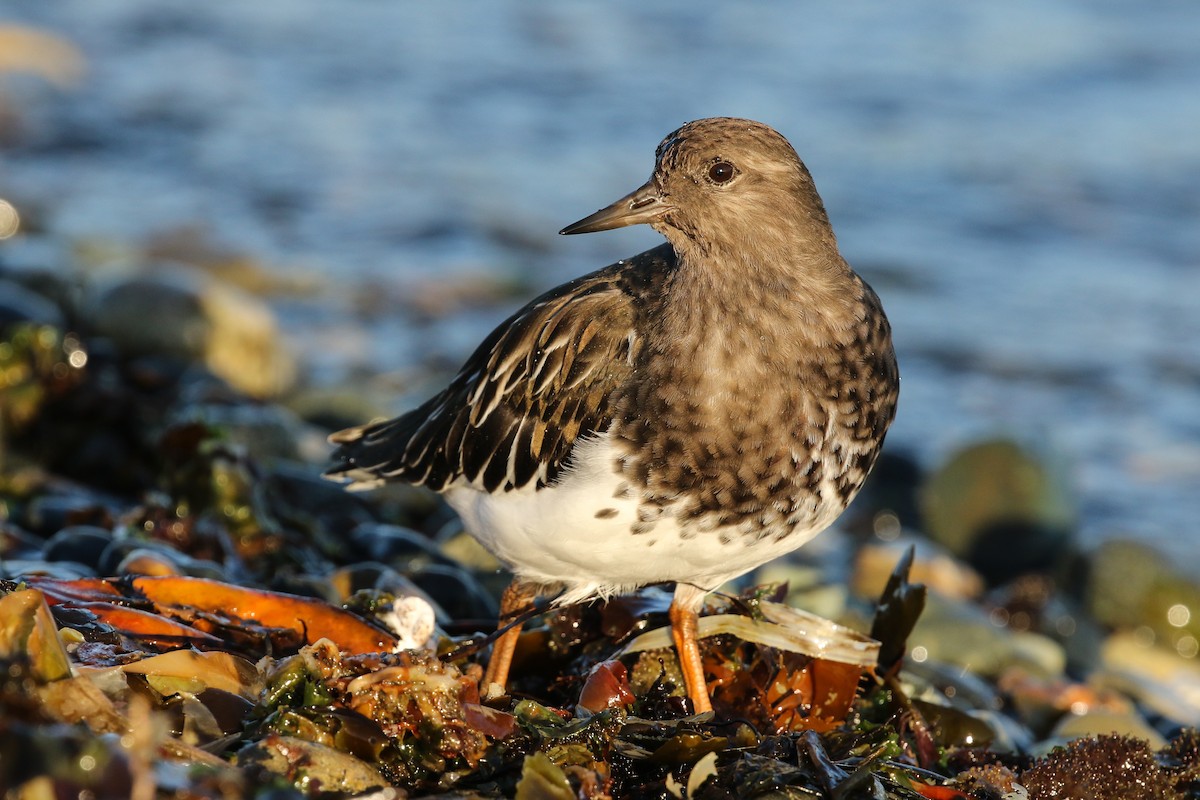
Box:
[257,462,378,548]
[90,269,295,398]
[5,267,86,324]
[0,278,64,329]
[348,522,456,569]
[23,493,112,536]
[408,563,499,620]
[1,560,95,580]
[42,525,112,569]
[108,544,226,580]
[1094,630,1200,728]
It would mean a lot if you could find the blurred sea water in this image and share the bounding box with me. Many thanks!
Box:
[2,1,1198,560]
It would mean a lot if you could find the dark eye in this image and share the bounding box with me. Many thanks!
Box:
[708,161,735,184]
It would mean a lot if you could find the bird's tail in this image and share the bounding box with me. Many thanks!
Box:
[323,418,407,490]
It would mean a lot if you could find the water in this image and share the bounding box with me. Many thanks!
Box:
[2,1,1198,560]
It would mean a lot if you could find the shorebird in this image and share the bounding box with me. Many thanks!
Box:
[327,118,899,714]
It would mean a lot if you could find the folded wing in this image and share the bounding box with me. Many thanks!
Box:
[325,251,667,493]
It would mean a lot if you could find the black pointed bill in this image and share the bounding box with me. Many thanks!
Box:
[559,180,671,235]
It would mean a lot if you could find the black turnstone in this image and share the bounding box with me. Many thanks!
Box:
[326,118,900,714]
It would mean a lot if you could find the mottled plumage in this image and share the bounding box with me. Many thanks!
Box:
[327,118,900,714]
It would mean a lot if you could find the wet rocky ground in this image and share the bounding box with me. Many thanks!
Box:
[3,2,1199,562]
[3,204,1200,799]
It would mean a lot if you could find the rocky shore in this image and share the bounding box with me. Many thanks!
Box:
[2,224,1200,799]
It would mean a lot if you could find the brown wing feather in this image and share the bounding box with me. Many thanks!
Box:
[325,245,672,493]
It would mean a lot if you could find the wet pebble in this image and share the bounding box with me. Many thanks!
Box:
[89,270,296,399]
[283,385,391,437]
[41,525,112,569]
[22,493,113,536]
[434,522,506,599]
[909,593,1067,678]
[968,708,1037,754]
[111,546,226,580]
[0,278,65,329]
[921,438,1075,584]
[2,267,85,325]
[988,575,1105,676]
[904,658,1007,714]
[1,559,95,580]
[406,563,499,621]
[1093,630,1200,728]
[1047,708,1167,751]
[347,522,457,569]
[259,463,378,542]
[852,538,984,601]
[115,548,180,577]
[0,522,48,559]
[141,224,319,296]
[912,698,1003,749]
[1086,538,1200,656]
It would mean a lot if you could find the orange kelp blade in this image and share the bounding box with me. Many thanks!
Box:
[129,576,399,655]
[68,601,224,649]
[25,576,124,604]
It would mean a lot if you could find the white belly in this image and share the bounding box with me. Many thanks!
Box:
[442,434,831,605]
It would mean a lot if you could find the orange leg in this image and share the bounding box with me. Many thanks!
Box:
[482,580,537,692]
[670,584,713,714]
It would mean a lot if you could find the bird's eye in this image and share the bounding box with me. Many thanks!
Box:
[708,161,735,184]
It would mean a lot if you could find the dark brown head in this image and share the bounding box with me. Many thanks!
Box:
[561,118,836,258]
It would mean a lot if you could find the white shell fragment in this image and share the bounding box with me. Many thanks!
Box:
[379,595,438,652]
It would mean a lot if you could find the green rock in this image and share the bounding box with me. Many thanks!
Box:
[1046,708,1167,751]
[921,438,1075,582]
[909,592,1066,678]
[1089,539,1200,653]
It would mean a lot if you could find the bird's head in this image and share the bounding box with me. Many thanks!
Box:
[561,117,835,258]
